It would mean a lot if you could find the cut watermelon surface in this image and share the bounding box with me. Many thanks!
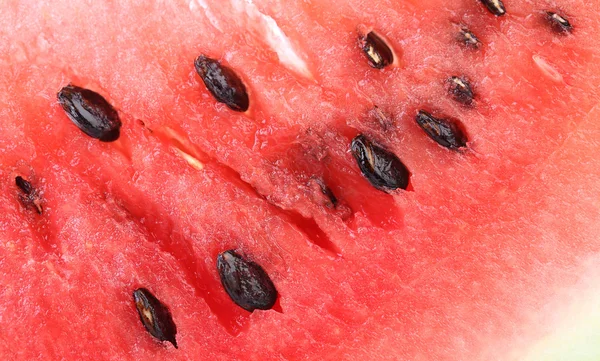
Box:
[1,0,600,360]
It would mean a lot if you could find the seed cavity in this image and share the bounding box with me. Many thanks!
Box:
[447,76,475,106]
[545,12,572,34]
[57,84,121,142]
[350,135,410,191]
[359,31,394,69]
[15,176,43,214]
[307,177,337,209]
[370,106,394,130]
[217,250,278,312]
[457,27,481,49]
[415,110,467,149]
[479,0,506,16]
[194,55,249,112]
[133,288,178,348]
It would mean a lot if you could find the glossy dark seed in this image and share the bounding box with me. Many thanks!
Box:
[194,55,249,112]
[217,250,278,312]
[15,176,43,214]
[57,85,121,142]
[415,110,467,149]
[458,27,481,49]
[350,135,410,191]
[545,12,573,34]
[479,0,506,16]
[448,76,475,105]
[133,288,178,348]
[15,176,32,195]
[360,31,394,69]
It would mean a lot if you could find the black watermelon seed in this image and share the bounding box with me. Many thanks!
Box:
[447,76,475,106]
[194,55,249,112]
[217,250,278,312]
[57,84,121,142]
[350,135,410,191]
[458,27,481,49]
[479,0,506,16]
[415,110,467,149]
[15,176,43,214]
[133,288,178,348]
[359,31,394,69]
[545,12,573,34]
[15,176,33,195]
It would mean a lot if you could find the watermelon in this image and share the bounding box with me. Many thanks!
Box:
[1,0,600,360]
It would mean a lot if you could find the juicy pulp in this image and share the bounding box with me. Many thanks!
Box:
[1,0,600,360]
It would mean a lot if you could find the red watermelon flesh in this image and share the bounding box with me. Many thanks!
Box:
[1,0,600,360]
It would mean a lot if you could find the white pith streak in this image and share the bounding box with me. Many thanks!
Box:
[190,0,312,79]
[158,126,205,170]
[533,55,564,83]
[189,0,223,31]
[248,3,313,78]
[174,148,205,170]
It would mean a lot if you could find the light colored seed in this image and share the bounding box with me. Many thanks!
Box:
[533,55,563,83]
[174,148,204,170]
[155,127,205,170]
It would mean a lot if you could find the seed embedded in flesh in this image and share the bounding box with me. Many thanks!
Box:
[479,0,506,16]
[15,176,43,214]
[458,27,481,49]
[133,288,178,348]
[308,177,338,209]
[217,250,278,312]
[15,176,33,195]
[194,55,249,112]
[359,31,394,69]
[545,12,573,34]
[415,110,467,149]
[57,84,122,142]
[447,76,475,105]
[350,135,410,191]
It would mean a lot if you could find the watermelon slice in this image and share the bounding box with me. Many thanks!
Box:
[1,0,600,360]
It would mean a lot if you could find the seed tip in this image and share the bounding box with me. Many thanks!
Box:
[479,0,506,17]
[545,11,573,34]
